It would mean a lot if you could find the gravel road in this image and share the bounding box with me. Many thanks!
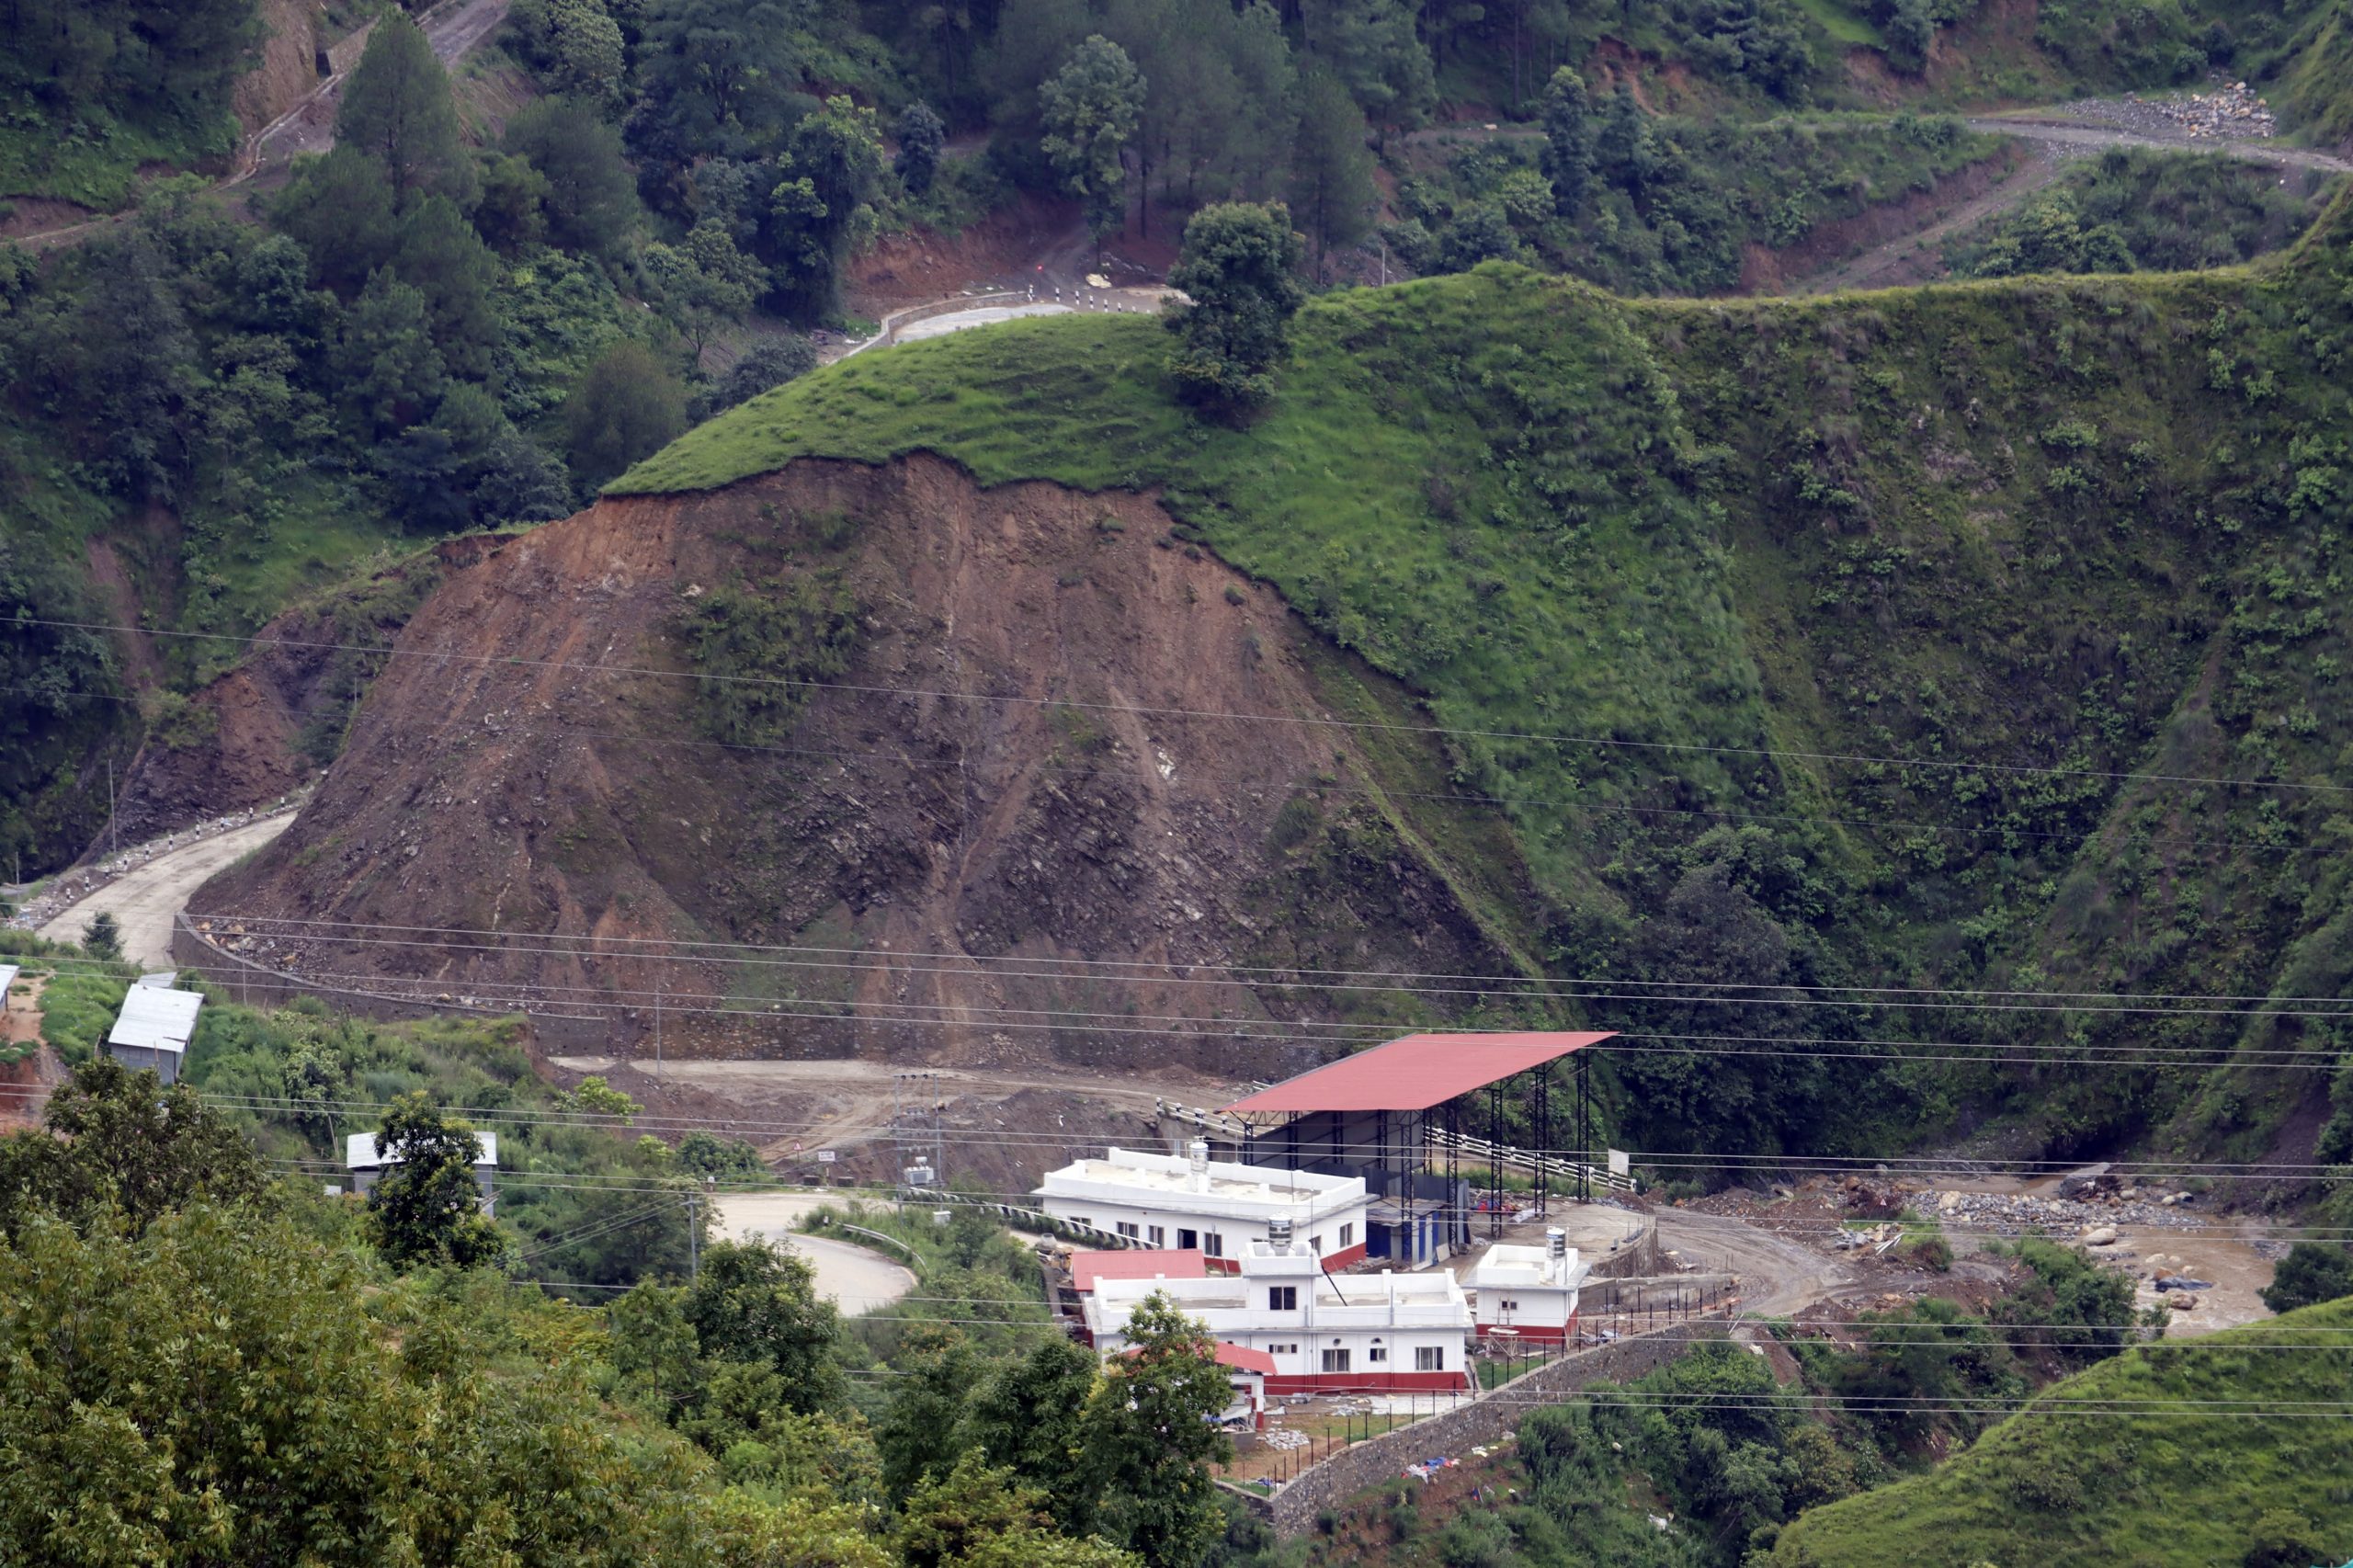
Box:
[715,1194,918,1312]
[38,815,295,968]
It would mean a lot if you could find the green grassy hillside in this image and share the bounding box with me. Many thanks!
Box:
[1763,1298,2353,1567]
[615,193,2353,1165]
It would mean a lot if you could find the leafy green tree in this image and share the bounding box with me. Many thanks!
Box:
[897,1453,1140,1568]
[2261,1242,2353,1313]
[0,1203,727,1563]
[1594,83,1659,197]
[506,97,642,258]
[969,1336,1101,1533]
[272,145,403,292]
[1165,201,1304,413]
[879,1326,984,1498]
[508,0,627,107]
[1540,66,1593,218]
[364,1092,502,1269]
[1884,0,1935,74]
[762,95,887,320]
[1223,2,1297,201]
[628,0,814,170]
[893,100,948,196]
[336,269,448,438]
[680,1237,842,1410]
[81,911,124,960]
[74,233,196,500]
[676,1129,768,1177]
[699,335,817,417]
[1437,201,1521,270]
[0,1056,267,1242]
[1042,37,1146,251]
[475,152,553,251]
[1302,0,1434,141]
[946,1202,1000,1268]
[1083,1292,1232,1567]
[1285,71,1375,271]
[336,12,480,210]
[392,192,502,378]
[647,220,765,358]
[563,338,688,486]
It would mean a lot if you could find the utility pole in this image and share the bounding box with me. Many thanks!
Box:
[107,756,118,858]
[687,1186,699,1282]
[654,979,664,1084]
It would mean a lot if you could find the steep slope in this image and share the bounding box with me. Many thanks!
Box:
[198,456,1539,1075]
[1763,1298,2353,1567]
[599,197,2353,1163]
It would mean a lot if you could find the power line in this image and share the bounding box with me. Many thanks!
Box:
[177,912,2353,1011]
[14,615,2347,799]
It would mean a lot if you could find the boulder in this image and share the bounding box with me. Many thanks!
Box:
[2081,1225,2120,1247]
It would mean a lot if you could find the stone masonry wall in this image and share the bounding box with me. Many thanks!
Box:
[1244,1319,1731,1536]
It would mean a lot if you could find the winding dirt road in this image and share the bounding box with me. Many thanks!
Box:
[37,816,295,969]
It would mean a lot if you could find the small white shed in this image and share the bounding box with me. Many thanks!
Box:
[346,1130,500,1212]
[104,983,204,1085]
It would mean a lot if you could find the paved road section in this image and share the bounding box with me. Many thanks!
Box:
[38,815,295,969]
[894,301,1075,341]
[715,1193,917,1312]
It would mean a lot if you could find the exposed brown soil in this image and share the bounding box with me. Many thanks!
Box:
[0,976,61,1134]
[1739,144,2031,294]
[82,535,167,690]
[235,0,325,135]
[197,457,1525,1077]
[112,537,483,846]
[847,194,1083,312]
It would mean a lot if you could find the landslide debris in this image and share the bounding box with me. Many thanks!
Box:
[197,456,1534,1075]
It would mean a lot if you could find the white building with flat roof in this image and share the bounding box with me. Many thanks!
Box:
[1469,1229,1588,1344]
[1083,1228,1472,1394]
[1036,1142,1370,1269]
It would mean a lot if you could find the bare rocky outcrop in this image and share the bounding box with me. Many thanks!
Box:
[197,457,1534,1075]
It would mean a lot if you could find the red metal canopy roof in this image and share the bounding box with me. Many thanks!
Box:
[1220,1031,1614,1116]
[1214,1343,1278,1375]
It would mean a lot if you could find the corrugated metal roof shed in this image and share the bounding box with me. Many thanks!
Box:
[1221,1031,1615,1115]
[106,985,204,1054]
[346,1131,500,1169]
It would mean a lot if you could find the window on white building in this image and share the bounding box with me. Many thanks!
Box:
[1309,1234,1324,1255]
[1115,1221,1139,1240]
[1321,1348,1351,1373]
[1177,1228,1198,1249]
[1202,1233,1223,1257]
[1339,1222,1355,1249]
[1368,1346,1388,1364]
[1267,1343,1297,1355]
[1147,1225,1165,1247]
[1415,1346,1445,1371]
[1268,1286,1298,1312]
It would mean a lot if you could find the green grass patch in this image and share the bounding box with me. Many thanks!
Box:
[0,110,232,210]
[1766,1297,2353,1567]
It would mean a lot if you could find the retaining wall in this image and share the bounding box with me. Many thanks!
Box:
[171,914,615,1051]
[1240,1319,1730,1536]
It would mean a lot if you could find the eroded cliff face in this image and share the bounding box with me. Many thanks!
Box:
[198,456,1535,1074]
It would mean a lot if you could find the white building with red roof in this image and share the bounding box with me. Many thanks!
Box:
[1083,1226,1472,1396]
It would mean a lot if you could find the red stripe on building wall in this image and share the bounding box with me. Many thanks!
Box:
[1262,1370,1472,1396]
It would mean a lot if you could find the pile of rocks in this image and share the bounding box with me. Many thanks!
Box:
[2148,82,2276,140]
[1929,1185,2206,1233]
[2055,82,2277,142]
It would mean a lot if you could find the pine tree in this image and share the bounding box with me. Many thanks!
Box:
[335,13,479,210]
[1286,69,1376,271]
